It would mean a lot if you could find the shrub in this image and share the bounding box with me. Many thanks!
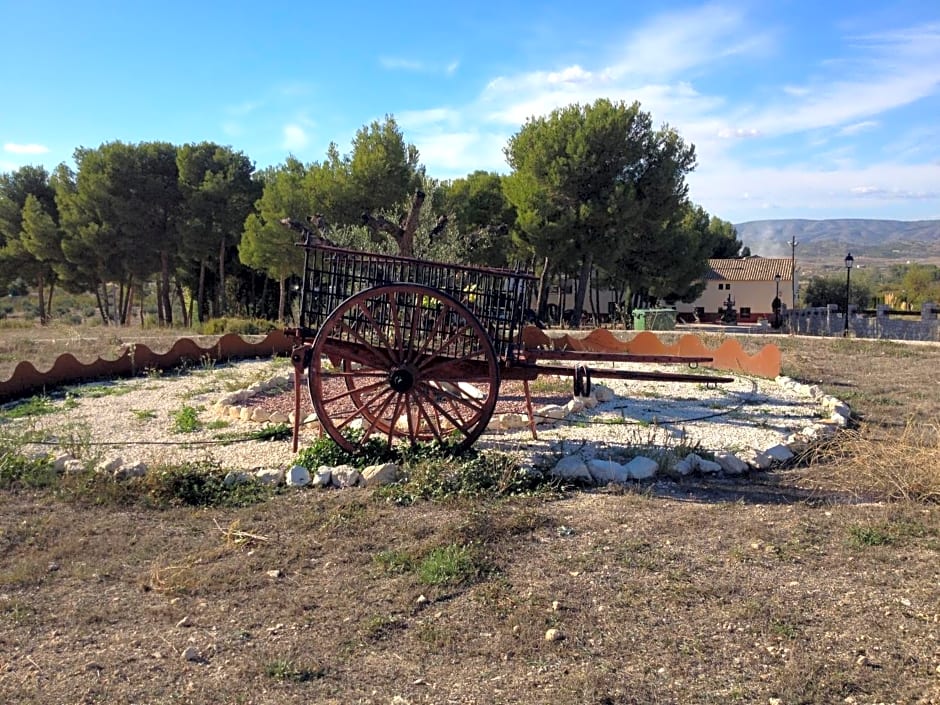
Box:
[196,318,278,336]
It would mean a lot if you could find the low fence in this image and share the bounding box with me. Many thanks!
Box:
[786,302,940,341]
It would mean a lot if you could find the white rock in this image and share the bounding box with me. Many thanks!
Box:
[747,449,774,470]
[98,457,124,475]
[181,646,201,662]
[223,471,251,487]
[624,456,658,480]
[550,455,592,482]
[534,404,567,423]
[828,412,849,427]
[587,458,629,484]
[269,411,290,424]
[763,444,794,463]
[457,382,485,400]
[715,451,748,475]
[53,452,73,473]
[361,462,399,487]
[312,467,332,488]
[329,464,361,488]
[592,385,615,402]
[501,413,529,430]
[687,454,722,474]
[807,384,824,399]
[239,407,253,422]
[116,461,148,479]
[578,395,598,409]
[250,408,270,423]
[228,406,243,419]
[285,465,311,487]
[544,628,564,642]
[565,398,585,415]
[673,457,695,476]
[63,459,85,474]
[255,468,284,486]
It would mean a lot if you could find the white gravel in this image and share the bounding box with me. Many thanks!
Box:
[13,358,824,471]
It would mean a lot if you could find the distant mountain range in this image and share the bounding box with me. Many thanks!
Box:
[734,219,940,268]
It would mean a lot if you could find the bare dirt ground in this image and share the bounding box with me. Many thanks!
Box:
[1,326,939,704]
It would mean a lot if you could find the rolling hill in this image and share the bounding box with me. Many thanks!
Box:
[734,219,940,268]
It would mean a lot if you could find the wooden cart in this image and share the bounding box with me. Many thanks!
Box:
[285,234,732,453]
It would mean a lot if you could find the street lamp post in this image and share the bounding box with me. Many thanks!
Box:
[843,252,854,337]
[773,273,782,328]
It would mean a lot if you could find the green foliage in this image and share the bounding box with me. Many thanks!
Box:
[377,448,550,505]
[294,431,398,469]
[504,98,697,325]
[195,317,278,335]
[144,462,271,508]
[0,395,58,420]
[0,437,55,490]
[170,405,202,433]
[803,273,875,308]
[848,524,894,547]
[264,659,327,682]
[417,544,481,586]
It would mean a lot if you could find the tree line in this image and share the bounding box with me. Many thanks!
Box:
[0,99,748,327]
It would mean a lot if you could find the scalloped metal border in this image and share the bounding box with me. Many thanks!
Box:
[0,327,780,403]
[0,331,294,402]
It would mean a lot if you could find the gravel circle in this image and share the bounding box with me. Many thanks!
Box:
[14,358,824,471]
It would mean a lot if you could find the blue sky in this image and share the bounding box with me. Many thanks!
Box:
[1,0,938,225]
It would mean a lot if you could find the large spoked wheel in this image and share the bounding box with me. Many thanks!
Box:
[309,284,500,453]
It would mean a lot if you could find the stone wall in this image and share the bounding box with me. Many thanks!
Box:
[785,302,940,341]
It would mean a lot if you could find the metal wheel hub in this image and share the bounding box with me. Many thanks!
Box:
[388,367,415,393]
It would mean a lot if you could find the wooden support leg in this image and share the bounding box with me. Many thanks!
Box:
[523,379,538,440]
[291,348,305,453]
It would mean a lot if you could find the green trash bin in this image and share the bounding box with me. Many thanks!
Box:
[647,309,676,330]
[632,309,648,330]
[633,308,676,331]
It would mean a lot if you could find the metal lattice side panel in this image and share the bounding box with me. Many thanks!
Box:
[300,246,534,357]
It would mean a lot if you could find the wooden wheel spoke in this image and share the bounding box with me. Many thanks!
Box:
[414,385,471,435]
[425,383,487,416]
[387,394,405,446]
[330,388,394,433]
[412,392,445,443]
[359,389,398,442]
[321,377,387,406]
[335,320,396,368]
[415,325,475,370]
[419,348,488,377]
[386,294,405,355]
[356,301,400,365]
[412,300,455,360]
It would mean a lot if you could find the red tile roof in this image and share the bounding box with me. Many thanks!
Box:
[707,257,793,282]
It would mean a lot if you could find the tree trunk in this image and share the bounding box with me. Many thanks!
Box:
[535,257,551,319]
[218,236,227,316]
[36,274,46,325]
[122,277,135,326]
[94,283,109,325]
[570,251,594,329]
[46,278,55,320]
[175,279,189,327]
[197,260,207,323]
[277,276,287,322]
[160,251,173,325]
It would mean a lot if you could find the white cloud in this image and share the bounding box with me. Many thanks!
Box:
[380,56,425,71]
[4,143,50,155]
[717,127,761,139]
[282,124,309,150]
[838,120,878,136]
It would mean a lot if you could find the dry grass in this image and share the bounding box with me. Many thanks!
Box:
[807,420,940,503]
[1,327,940,704]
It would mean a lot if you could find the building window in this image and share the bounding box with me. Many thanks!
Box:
[717,283,724,290]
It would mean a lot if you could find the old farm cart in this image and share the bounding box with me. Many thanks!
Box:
[286,235,733,454]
